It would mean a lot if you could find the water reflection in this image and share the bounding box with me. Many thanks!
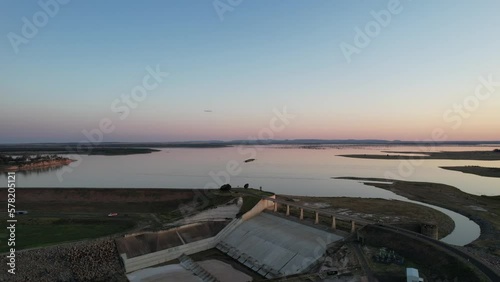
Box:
[1,145,498,196]
[9,165,66,176]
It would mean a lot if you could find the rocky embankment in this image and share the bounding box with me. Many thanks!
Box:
[0,239,127,282]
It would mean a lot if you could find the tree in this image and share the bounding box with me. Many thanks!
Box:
[220,184,232,191]
[244,183,249,189]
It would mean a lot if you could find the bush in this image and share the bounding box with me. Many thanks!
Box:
[220,184,232,191]
[244,183,249,189]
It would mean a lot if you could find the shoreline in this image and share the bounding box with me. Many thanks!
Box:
[0,148,161,156]
[336,177,500,258]
[338,149,500,161]
[441,166,500,178]
[0,158,75,173]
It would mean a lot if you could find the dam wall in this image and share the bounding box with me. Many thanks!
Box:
[120,219,242,273]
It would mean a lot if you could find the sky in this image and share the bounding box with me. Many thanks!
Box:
[1,0,500,143]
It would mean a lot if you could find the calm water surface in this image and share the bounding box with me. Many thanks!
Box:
[3,145,498,245]
[7,145,499,195]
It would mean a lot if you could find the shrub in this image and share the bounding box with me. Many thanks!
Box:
[220,184,232,191]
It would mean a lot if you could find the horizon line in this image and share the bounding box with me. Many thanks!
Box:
[1,139,500,145]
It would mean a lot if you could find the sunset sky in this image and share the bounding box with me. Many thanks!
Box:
[1,0,500,143]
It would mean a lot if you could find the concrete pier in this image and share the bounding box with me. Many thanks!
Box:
[262,197,372,234]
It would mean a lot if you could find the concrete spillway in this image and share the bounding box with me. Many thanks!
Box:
[118,197,346,278]
[116,221,228,259]
[217,213,343,278]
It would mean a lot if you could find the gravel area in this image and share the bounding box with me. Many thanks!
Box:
[0,238,127,282]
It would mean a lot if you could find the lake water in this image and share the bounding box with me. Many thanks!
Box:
[3,145,499,245]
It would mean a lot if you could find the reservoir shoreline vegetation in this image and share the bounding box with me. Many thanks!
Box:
[440,166,500,178]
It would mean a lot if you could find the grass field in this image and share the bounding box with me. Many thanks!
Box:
[275,195,454,238]
[0,188,241,252]
[0,215,135,252]
[0,187,269,253]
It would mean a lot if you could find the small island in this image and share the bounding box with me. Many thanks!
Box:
[440,166,500,178]
[244,158,256,163]
[87,148,160,155]
[0,154,75,172]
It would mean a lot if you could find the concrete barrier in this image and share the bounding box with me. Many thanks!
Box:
[123,236,218,273]
[241,195,276,221]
